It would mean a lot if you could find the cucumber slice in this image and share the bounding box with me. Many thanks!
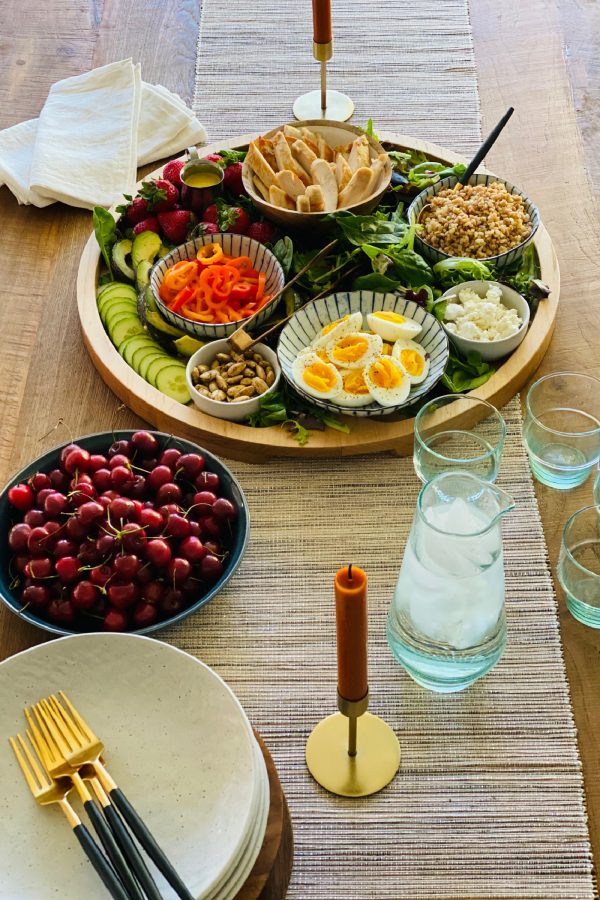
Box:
[146,355,179,386]
[102,301,139,326]
[131,343,164,372]
[155,364,190,404]
[117,334,155,359]
[144,284,157,313]
[122,336,157,366]
[107,312,144,337]
[139,351,169,381]
[111,316,146,347]
[98,291,137,315]
[97,282,137,303]
[131,231,162,269]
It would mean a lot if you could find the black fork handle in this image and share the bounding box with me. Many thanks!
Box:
[84,799,144,900]
[110,787,194,900]
[102,799,164,900]
[73,823,131,900]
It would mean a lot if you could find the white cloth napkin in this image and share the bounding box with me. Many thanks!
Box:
[0,59,207,210]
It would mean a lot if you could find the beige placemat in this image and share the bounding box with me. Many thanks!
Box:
[184,1,596,896]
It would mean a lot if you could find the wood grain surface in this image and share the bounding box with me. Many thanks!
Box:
[0,0,599,892]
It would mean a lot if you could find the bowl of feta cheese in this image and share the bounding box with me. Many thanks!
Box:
[439,280,530,361]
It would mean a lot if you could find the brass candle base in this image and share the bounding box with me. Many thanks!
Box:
[293,39,354,122]
[306,691,400,797]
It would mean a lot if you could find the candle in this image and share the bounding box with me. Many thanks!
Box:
[312,0,332,45]
[335,564,368,701]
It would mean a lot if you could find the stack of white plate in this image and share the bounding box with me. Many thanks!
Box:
[0,634,270,900]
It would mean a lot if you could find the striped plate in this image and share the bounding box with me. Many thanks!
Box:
[150,233,285,339]
[407,173,540,270]
[277,291,449,417]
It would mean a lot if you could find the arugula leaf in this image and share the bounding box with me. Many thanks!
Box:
[442,349,496,393]
[363,118,380,141]
[271,236,294,276]
[360,243,433,288]
[331,211,411,247]
[407,161,466,189]
[246,385,350,444]
[433,257,495,288]
[92,207,117,281]
[388,149,427,175]
[353,273,402,292]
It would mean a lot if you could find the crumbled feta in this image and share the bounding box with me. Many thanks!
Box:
[443,285,522,342]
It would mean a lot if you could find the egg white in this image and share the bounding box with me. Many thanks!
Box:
[364,355,412,407]
[392,339,430,385]
[366,310,422,342]
[335,369,374,408]
[291,352,342,400]
[326,331,383,370]
[311,311,363,349]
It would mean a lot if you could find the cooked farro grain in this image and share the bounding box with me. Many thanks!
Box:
[419,181,532,258]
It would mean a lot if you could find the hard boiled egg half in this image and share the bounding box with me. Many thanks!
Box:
[335,369,374,408]
[392,339,430,385]
[364,356,412,406]
[292,352,342,400]
[311,312,363,349]
[366,310,422,342]
[326,332,382,370]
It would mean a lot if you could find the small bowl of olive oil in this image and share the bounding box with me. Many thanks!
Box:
[180,152,224,212]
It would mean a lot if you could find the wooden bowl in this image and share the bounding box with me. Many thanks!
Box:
[241,119,393,230]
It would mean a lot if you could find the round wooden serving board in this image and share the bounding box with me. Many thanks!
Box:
[77,132,560,462]
[237,731,293,900]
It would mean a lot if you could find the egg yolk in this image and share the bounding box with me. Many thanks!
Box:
[321,315,349,336]
[303,362,338,393]
[315,349,330,363]
[373,311,405,324]
[382,343,393,355]
[342,370,370,395]
[368,357,404,389]
[331,335,370,364]
[399,348,424,377]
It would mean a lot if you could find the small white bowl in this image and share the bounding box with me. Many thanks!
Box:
[186,339,281,422]
[439,280,530,361]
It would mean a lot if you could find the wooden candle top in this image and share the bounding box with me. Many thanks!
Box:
[335,564,368,702]
[312,0,332,45]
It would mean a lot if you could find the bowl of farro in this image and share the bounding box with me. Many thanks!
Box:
[407,173,539,269]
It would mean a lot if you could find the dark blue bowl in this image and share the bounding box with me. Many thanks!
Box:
[0,431,249,636]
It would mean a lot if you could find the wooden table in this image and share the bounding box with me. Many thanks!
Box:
[1,0,599,893]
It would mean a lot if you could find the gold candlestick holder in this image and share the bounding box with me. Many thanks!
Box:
[306,690,400,797]
[293,41,354,122]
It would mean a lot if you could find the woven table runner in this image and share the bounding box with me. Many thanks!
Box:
[181,1,596,897]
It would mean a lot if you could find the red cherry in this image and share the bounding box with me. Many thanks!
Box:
[121,523,146,554]
[212,497,237,521]
[15,554,30,574]
[142,581,165,604]
[109,497,135,521]
[108,454,130,471]
[22,584,50,609]
[70,482,97,507]
[92,468,112,492]
[28,526,50,554]
[59,443,81,467]
[36,488,55,507]
[191,492,217,516]
[201,516,222,538]
[131,431,159,456]
[114,554,141,579]
[96,533,117,556]
[179,536,207,563]
[71,580,98,610]
[44,492,69,517]
[147,465,173,491]
[138,457,158,471]
[47,599,76,626]
[24,509,46,528]
[107,581,139,609]
[55,556,80,583]
[70,473,93,488]
[25,557,53,579]
[66,516,88,540]
[90,565,113,587]
[77,501,105,525]
[88,454,108,472]
[8,483,34,511]
[155,482,182,505]
[167,557,191,585]
[49,469,70,491]
[176,453,205,478]
[200,554,224,580]
[54,539,78,558]
[165,513,191,539]
[161,589,184,616]
[78,543,102,566]
[195,471,220,492]
[108,439,132,458]
[64,448,91,474]
[159,449,181,469]
[101,490,120,502]
[104,609,128,631]
[136,565,153,585]
[132,601,159,629]
[8,523,32,552]
[138,507,163,533]
[30,472,51,492]
[129,477,147,501]
[146,539,172,568]
[110,466,134,490]
[189,521,201,538]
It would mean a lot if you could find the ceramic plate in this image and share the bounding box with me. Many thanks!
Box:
[0,634,260,900]
[278,290,449,416]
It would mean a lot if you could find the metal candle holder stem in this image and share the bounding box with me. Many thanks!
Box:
[306,689,400,798]
[293,41,354,122]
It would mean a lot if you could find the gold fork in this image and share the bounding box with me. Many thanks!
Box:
[36,692,194,900]
[27,706,145,900]
[9,731,129,900]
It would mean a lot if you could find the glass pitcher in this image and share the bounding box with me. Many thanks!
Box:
[387,471,515,693]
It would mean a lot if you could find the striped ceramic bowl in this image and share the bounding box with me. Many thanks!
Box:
[150,233,285,339]
[277,291,449,418]
[407,173,540,270]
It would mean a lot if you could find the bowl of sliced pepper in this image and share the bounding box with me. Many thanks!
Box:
[150,234,286,339]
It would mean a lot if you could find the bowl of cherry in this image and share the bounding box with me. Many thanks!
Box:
[0,430,249,636]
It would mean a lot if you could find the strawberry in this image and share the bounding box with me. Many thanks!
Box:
[157,210,197,244]
[133,217,160,235]
[222,205,250,234]
[200,221,219,235]
[246,221,276,244]
[222,162,245,196]
[125,196,149,226]
[203,154,223,164]
[202,204,219,226]
[162,159,185,189]
[140,178,179,212]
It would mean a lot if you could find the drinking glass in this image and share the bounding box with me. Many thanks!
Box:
[523,372,600,489]
[557,505,600,627]
[413,395,506,483]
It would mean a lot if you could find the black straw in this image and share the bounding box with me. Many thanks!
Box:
[459,107,514,184]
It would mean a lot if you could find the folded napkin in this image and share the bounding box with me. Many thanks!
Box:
[0,59,207,210]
